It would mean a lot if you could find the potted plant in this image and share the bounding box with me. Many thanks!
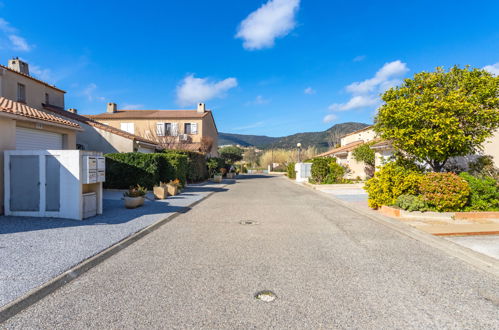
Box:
[153,182,168,199]
[124,185,147,209]
[213,172,223,183]
[166,179,181,196]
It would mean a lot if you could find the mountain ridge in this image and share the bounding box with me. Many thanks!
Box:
[219,122,370,150]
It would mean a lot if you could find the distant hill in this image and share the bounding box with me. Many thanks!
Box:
[219,122,370,150]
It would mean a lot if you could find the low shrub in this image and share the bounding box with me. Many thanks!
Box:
[419,172,470,212]
[287,162,296,179]
[364,162,423,209]
[164,150,207,182]
[105,153,188,189]
[459,172,499,211]
[310,157,342,184]
[325,161,345,183]
[207,157,225,176]
[395,194,430,212]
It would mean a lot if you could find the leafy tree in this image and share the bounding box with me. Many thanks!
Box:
[375,66,499,172]
[243,148,259,167]
[219,146,244,165]
[352,142,376,178]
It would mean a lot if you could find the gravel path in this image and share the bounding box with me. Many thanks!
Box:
[3,175,499,328]
[0,182,227,307]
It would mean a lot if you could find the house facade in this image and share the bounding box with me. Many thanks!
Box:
[86,103,219,156]
[317,126,376,179]
[43,105,160,154]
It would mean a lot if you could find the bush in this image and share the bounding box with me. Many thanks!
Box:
[164,150,208,182]
[364,162,423,209]
[419,172,470,211]
[395,194,430,212]
[325,161,345,183]
[207,157,225,176]
[105,153,188,189]
[459,172,499,211]
[310,158,332,183]
[287,162,296,179]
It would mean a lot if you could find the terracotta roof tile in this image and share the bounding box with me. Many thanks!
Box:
[317,140,365,157]
[0,97,80,129]
[42,105,161,147]
[86,109,210,120]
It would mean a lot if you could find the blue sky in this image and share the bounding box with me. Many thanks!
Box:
[1,0,498,136]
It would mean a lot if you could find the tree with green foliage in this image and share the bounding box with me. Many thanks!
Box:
[219,146,244,165]
[352,142,376,178]
[375,66,499,172]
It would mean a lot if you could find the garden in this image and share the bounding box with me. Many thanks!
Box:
[364,66,499,213]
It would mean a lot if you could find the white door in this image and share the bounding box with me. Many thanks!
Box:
[16,127,63,150]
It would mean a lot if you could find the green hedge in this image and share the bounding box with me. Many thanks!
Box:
[105,153,188,189]
[164,150,208,182]
[287,162,296,179]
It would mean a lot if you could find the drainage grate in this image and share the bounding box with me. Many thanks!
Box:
[240,220,258,225]
[255,290,277,302]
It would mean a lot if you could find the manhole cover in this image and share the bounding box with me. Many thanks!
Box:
[240,220,258,225]
[255,290,277,302]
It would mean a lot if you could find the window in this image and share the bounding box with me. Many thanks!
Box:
[165,123,172,135]
[45,93,50,105]
[17,83,26,103]
[120,123,134,134]
[184,123,192,134]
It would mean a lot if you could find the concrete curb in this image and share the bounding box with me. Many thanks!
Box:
[0,183,228,324]
[290,178,499,278]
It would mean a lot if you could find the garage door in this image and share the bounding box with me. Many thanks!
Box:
[16,127,63,150]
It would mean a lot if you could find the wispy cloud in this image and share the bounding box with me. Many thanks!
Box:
[304,87,315,95]
[176,74,238,107]
[233,121,266,131]
[236,0,300,50]
[0,18,33,52]
[245,95,270,106]
[30,64,53,82]
[81,83,106,102]
[323,114,338,124]
[121,104,145,110]
[353,55,366,62]
[484,63,499,75]
[323,60,409,122]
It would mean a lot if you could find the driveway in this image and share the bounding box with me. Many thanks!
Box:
[3,175,499,328]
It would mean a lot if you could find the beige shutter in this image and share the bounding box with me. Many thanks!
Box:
[191,122,198,134]
[172,123,179,136]
[156,123,165,136]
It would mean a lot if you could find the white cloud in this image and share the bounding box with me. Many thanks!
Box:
[346,60,408,94]
[328,95,379,112]
[122,104,145,110]
[304,87,315,94]
[353,55,366,62]
[176,74,238,106]
[236,0,300,50]
[8,35,31,51]
[30,64,53,82]
[484,63,499,75]
[81,83,106,102]
[323,114,338,124]
[246,95,270,106]
[0,18,32,52]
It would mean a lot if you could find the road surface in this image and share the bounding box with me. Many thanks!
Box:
[3,175,499,329]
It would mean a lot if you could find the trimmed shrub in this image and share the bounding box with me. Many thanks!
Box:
[287,162,296,179]
[325,161,345,183]
[419,172,470,211]
[105,153,188,189]
[311,157,333,183]
[459,172,499,211]
[164,150,208,182]
[364,162,423,209]
[395,194,430,212]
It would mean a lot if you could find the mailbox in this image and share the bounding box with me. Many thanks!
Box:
[97,157,106,171]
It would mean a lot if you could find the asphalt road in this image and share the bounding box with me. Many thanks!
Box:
[3,175,499,329]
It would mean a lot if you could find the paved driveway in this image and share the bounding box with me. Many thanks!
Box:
[3,175,499,329]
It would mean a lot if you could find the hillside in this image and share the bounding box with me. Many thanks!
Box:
[219,122,370,150]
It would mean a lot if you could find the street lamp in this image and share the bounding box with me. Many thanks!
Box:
[297,142,302,162]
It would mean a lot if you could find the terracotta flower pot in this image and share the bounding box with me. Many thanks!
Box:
[124,196,145,209]
[166,184,179,196]
[153,186,168,199]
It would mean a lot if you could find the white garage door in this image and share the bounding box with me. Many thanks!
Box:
[16,127,63,150]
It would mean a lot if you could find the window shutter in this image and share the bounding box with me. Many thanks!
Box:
[156,123,165,136]
[191,122,198,134]
[172,123,179,136]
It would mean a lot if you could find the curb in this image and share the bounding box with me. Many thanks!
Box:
[0,183,228,324]
[291,179,499,278]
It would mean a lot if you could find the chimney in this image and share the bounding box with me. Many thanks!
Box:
[8,57,30,75]
[68,108,78,114]
[197,102,206,113]
[107,102,117,113]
